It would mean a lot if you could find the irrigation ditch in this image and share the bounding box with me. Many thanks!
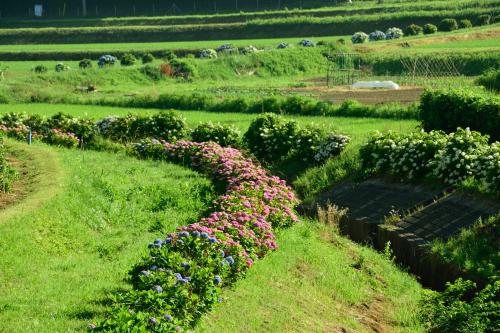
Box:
[300,178,500,290]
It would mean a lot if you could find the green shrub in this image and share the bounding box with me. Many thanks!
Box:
[476,69,500,92]
[0,93,9,104]
[79,59,92,69]
[133,111,186,142]
[243,113,298,162]
[292,125,325,163]
[419,278,499,333]
[404,24,423,36]
[477,14,491,26]
[191,122,241,147]
[140,65,163,81]
[459,19,473,29]
[419,90,500,142]
[170,59,197,80]
[141,53,155,64]
[120,53,137,66]
[32,64,48,74]
[423,23,438,34]
[439,18,459,31]
[42,128,80,148]
[55,63,69,72]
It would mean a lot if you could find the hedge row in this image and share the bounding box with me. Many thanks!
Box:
[419,90,500,142]
[0,8,496,44]
[76,94,418,120]
[90,140,299,331]
[360,128,500,194]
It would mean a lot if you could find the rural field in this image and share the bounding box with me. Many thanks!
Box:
[0,0,498,332]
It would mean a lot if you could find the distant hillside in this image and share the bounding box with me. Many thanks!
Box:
[0,0,367,18]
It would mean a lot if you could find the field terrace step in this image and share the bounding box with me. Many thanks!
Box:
[311,179,446,245]
[309,179,499,289]
[377,192,499,289]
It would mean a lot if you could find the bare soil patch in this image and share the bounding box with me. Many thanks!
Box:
[0,154,33,210]
[290,82,424,105]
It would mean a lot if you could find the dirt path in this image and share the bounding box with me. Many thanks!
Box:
[0,140,63,223]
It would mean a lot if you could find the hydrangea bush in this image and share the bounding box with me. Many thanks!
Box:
[351,32,369,44]
[369,30,386,41]
[199,49,217,59]
[277,42,292,49]
[299,39,316,47]
[242,45,259,55]
[385,27,404,39]
[98,55,117,68]
[91,140,299,331]
[360,128,499,193]
[191,122,241,147]
[215,44,239,55]
[314,134,351,164]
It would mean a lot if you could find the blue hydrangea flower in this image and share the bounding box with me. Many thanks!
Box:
[154,238,162,244]
[88,323,96,329]
[152,285,163,293]
[225,256,235,265]
[176,239,184,245]
[221,261,227,266]
[192,231,200,237]
[181,262,190,270]
[214,275,222,285]
[218,298,224,303]
[140,270,150,276]
[154,243,162,248]
[219,249,225,257]
[184,276,191,282]
[148,243,153,249]
[200,232,209,239]
[148,317,158,326]
[151,265,158,271]
[174,273,183,280]
[178,231,190,238]
[165,238,172,244]
[164,314,173,321]
[209,237,218,243]
[158,268,165,272]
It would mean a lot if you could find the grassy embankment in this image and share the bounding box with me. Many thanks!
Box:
[0,140,424,332]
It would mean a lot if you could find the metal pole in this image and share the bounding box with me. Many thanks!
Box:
[28,128,32,145]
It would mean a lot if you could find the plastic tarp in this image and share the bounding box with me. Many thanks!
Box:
[351,81,400,90]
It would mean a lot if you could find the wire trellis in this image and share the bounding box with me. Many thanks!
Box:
[400,56,462,87]
[326,52,368,87]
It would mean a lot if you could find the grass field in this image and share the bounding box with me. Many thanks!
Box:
[0,141,424,332]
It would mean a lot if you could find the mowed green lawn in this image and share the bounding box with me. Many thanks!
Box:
[0,104,418,147]
[0,141,423,332]
[0,35,349,53]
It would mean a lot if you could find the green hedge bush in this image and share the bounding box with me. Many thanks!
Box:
[423,23,438,34]
[405,24,423,36]
[459,19,473,28]
[476,69,500,92]
[419,90,500,142]
[439,18,459,31]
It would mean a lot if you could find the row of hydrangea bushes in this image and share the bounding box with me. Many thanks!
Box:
[0,111,350,168]
[89,139,299,331]
[360,128,500,195]
[351,15,495,44]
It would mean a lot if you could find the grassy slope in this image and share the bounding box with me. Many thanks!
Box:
[0,142,424,332]
[0,103,419,146]
[0,143,212,332]
[197,221,423,333]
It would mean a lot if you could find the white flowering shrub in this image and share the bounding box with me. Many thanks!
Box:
[351,32,368,44]
[242,45,259,55]
[474,142,500,194]
[96,115,119,136]
[369,30,386,41]
[361,129,500,193]
[385,27,404,39]
[430,128,489,185]
[199,49,217,59]
[314,134,351,164]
